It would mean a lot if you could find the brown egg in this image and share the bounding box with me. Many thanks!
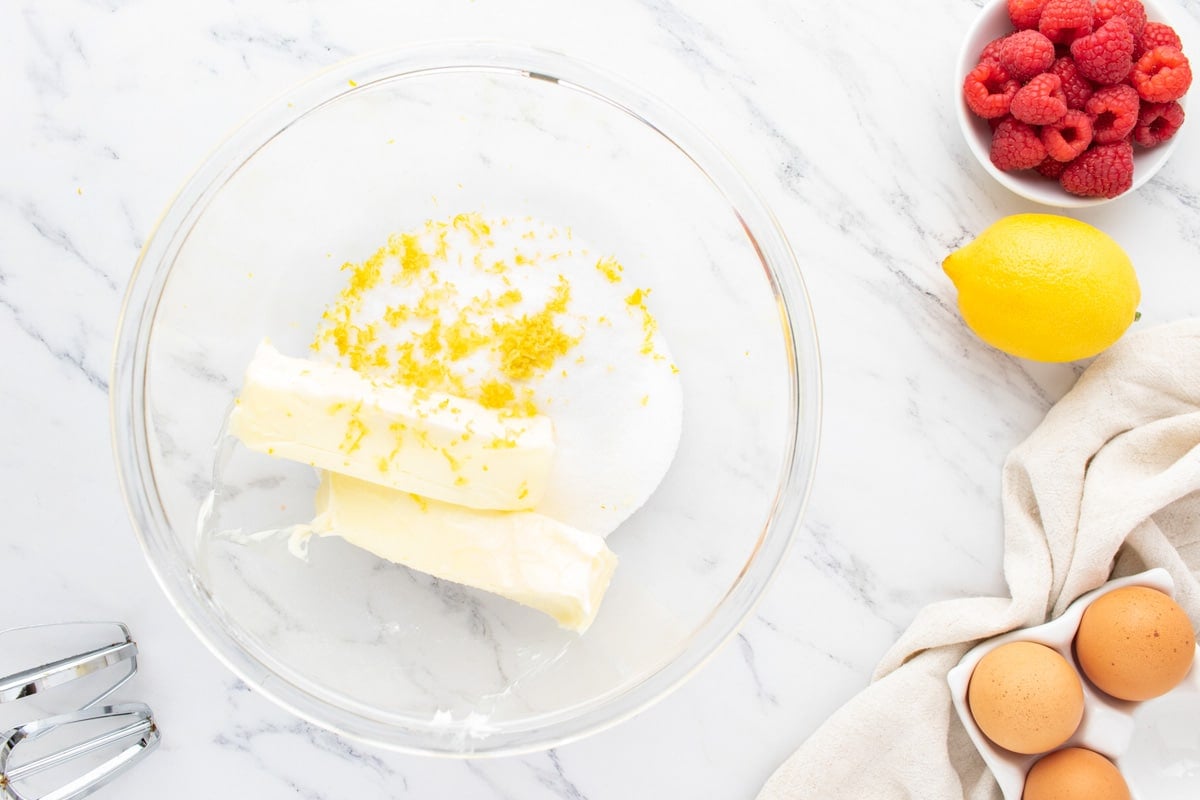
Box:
[1075,586,1196,701]
[1023,747,1130,800]
[967,641,1084,754]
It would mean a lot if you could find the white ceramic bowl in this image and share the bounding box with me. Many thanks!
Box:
[948,568,1200,800]
[956,0,1187,207]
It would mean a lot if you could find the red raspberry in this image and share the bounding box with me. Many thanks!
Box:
[1137,22,1182,58]
[1133,101,1185,146]
[1060,141,1135,197]
[991,117,1048,170]
[1095,0,1146,37]
[963,62,1021,118]
[1050,57,1094,109]
[1085,84,1141,143]
[1039,0,1094,45]
[1009,0,1049,30]
[1131,46,1193,103]
[1071,17,1136,84]
[979,34,1012,66]
[1011,73,1068,124]
[1000,30,1057,81]
[1035,156,1068,179]
[989,115,1009,132]
[1042,109,1094,160]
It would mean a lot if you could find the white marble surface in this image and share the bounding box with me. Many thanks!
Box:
[2,0,1199,797]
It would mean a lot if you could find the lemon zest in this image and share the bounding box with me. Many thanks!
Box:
[625,288,660,356]
[595,256,624,283]
[340,415,369,454]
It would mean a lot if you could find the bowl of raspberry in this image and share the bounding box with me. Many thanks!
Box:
[958,0,1191,205]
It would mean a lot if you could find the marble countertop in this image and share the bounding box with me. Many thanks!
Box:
[3,0,1199,797]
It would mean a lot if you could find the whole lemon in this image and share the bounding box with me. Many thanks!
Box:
[943,214,1140,362]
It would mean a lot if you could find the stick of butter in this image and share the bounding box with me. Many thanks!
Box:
[229,341,553,511]
[311,472,618,632]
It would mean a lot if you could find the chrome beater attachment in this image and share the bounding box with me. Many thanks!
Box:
[0,623,158,800]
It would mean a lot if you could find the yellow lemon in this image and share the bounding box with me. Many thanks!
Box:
[943,214,1140,362]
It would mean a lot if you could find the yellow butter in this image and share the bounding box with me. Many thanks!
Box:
[311,472,617,632]
[229,341,553,510]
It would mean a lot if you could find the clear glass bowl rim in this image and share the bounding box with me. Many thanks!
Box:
[109,40,823,757]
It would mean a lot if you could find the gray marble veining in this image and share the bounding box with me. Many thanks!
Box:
[2,0,1199,798]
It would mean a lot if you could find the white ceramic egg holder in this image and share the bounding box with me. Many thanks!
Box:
[948,568,1200,800]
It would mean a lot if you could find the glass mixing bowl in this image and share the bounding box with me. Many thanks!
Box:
[111,42,821,756]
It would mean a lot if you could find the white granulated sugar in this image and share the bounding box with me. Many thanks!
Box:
[312,214,682,537]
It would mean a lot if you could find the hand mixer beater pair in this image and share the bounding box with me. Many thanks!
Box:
[0,623,159,800]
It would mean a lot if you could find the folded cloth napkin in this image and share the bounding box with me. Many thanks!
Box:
[758,319,1200,800]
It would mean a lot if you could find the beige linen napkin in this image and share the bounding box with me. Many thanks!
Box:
[758,319,1200,800]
